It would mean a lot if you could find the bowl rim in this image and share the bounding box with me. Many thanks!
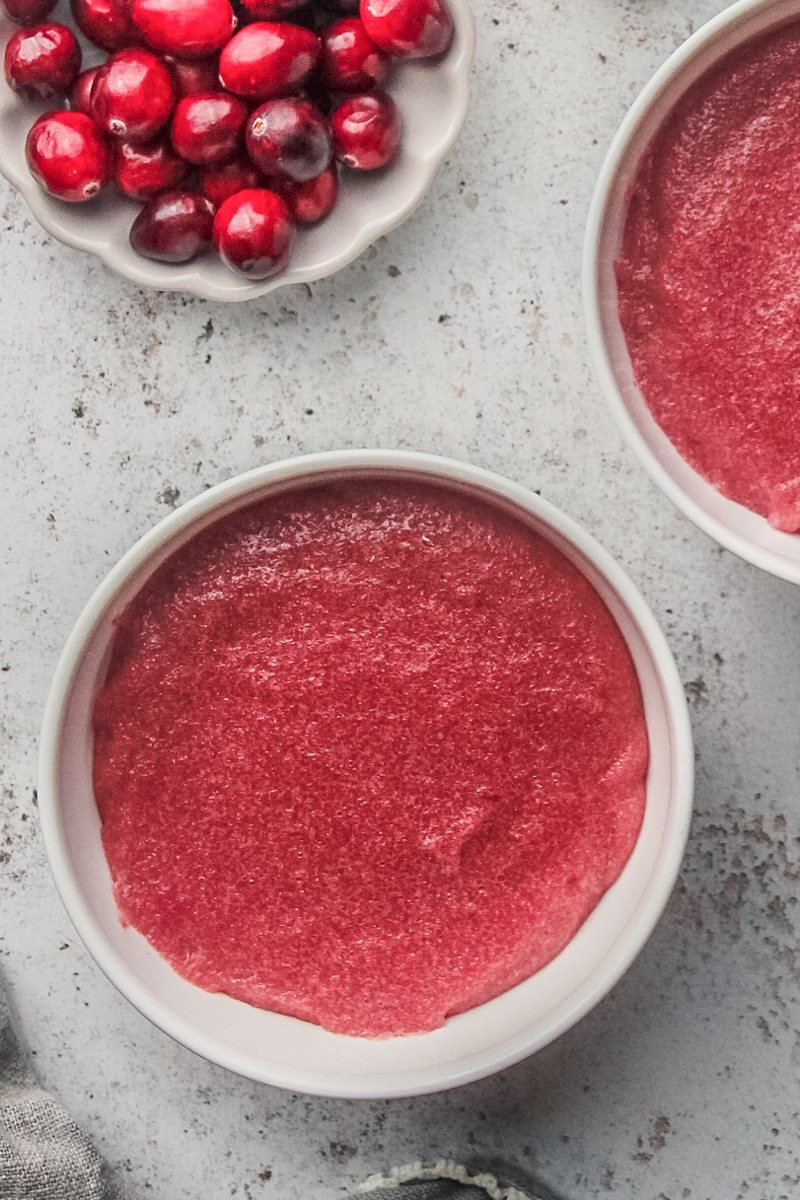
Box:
[38,449,694,1098]
[0,0,476,302]
[583,0,800,586]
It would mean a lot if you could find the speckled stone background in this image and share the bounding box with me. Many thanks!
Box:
[1,2,799,1198]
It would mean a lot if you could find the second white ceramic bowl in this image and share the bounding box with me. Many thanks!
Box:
[39,450,693,1098]
[584,0,800,585]
[0,0,475,301]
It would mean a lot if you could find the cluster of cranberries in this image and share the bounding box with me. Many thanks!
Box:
[2,0,453,279]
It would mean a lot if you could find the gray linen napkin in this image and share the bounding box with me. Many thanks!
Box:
[0,983,107,1200]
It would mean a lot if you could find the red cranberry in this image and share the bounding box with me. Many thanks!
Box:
[70,66,100,115]
[279,161,337,223]
[319,18,389,92]
[360,0,452,58]
[212,187,295,278]
[4,24,81,102]
[70,0,133,51]
[130,189,214,261]
[170,92,247,165]
[299,75,335,115]
[318,0,359,13]
[237,0,305,16]
[131,0,236,59]
[114,135,189,198]
[199,155,261,207]
[25,109,110,201]
[219,23,319,102]
[246,97,331,182]
[164,54,219,97]
[91,49,177,142]
[2,0,56,23]
[331,89,400,168]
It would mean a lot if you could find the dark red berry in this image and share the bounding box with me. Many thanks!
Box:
[360,0,452,58]
[170,92,248,165]
[25,109,110,201]
[299,79,334,115]
[164,54,220,97]
[279,161,337,223]
[2,0,57,23]
[70,66,100,115]
[212,187,295,278]
[237,0,306,16]
[319,18,389,93]
[70,0,133,51]
[219,22,319,102]
[130,189,215,261]
[91,48,177,141]
[246,97,331,182]
[318,0,359,13]
[114,135,189,198]
[283,3,321,31]
[4,24,81,102]
[199,156,261,207]
[331,89,399,168]
[131,0,236,59]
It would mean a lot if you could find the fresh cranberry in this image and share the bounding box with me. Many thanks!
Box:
[318,0,359,13]
[319,18,389,92]
[297,74,334,115]
[164,54,219,97]
[246,97,331,181]
[331,89,399,168]
[4,24,81,102]
[91,49,177,141]
[284,3,321,30]
[2,0,56,23]
[360,0,452,58]
[279,161,337,223]
[170,92,247,165]
[237,0,306,16]
[131,0,236,59]
[219,23,319,102]
[114,135,189,198]
[25,109,110,201]
[212,187,295,278]
[70,66,100,116]
[130,189,214,261]
[199,156,261,207]
[70,0,133,51]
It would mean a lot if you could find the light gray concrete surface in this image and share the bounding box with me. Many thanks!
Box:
[1,2,799,1198]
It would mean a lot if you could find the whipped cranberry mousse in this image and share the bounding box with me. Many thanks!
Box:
[93,479,648,1037]
[616,22,800,531]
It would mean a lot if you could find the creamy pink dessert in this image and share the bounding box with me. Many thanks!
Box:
[616,22,800,531]
[93,479,648,1037]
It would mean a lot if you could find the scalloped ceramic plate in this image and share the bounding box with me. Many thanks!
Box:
[0,0,475,300]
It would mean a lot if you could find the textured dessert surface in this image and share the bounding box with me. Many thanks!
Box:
[94,480,648,1036]
[617,22,800,531]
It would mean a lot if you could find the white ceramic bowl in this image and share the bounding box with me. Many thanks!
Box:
[584,0,800,585]
[39,450,693,1099]
[0,1,474,301]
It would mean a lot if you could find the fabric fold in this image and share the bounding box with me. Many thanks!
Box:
[0,983,108,1200]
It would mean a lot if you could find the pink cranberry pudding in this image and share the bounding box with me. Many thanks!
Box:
[616,22,800,532]
[93,478,648,1037]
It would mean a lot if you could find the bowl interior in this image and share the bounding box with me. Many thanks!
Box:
[0,0,474,300]
[41,455,692,1098]
[586,0,800,584]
